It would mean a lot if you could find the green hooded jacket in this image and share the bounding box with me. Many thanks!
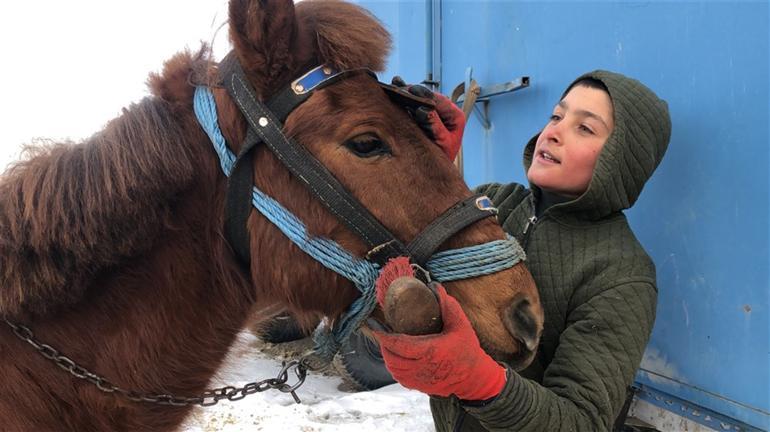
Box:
[429,70,672,432]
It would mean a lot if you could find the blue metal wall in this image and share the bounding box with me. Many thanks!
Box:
[357,1,769,430]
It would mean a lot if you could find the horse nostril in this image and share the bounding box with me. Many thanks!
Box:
[502,294,542,354]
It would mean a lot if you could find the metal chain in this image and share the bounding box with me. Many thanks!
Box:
[3,319,312,406]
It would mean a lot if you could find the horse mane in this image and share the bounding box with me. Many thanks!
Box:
[0,58,204,318]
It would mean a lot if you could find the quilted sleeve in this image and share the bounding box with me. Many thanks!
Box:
[464,281,657,432]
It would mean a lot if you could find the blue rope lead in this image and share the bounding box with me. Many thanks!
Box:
[193,86,526,362]
[428,237,524,281]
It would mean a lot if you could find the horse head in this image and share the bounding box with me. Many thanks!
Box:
[210,0,544,368]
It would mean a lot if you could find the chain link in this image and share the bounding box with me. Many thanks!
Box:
[3,319,310,406]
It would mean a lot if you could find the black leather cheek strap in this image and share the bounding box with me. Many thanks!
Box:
[224,127,261,265]
[221,56,410,265]
[219,52,314,265]
[406,194,497,266]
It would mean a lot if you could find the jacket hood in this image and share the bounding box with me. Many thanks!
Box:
[523,70,671,220]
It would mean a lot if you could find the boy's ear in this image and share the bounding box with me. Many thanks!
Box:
[228,0,301,98]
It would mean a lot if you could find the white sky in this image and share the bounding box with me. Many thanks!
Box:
[0,1,231,169]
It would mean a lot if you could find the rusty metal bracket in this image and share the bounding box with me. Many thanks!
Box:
[451,67,530,130]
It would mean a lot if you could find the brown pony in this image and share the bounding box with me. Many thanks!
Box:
[0,0,543,430]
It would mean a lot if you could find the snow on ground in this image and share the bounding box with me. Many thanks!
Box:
[180,331,434,432]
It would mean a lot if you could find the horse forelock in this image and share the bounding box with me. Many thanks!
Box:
[295,0,391,72]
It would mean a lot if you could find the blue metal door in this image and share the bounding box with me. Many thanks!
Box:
[356,1,769,430]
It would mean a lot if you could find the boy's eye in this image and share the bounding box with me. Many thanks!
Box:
[579,124,595,135]
[549,114,562,122]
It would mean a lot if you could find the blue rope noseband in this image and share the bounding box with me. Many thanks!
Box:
[194,86,525,362]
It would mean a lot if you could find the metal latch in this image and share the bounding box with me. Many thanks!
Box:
[451,67,530,129]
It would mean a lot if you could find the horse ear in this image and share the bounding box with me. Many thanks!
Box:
[227,0,302,97]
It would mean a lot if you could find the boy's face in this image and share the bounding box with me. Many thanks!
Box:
[527,85,614,198]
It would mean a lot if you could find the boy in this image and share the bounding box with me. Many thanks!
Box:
[374,70,672,431]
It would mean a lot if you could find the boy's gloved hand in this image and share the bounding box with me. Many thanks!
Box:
[391,77,465,161]
[371,257,506,401]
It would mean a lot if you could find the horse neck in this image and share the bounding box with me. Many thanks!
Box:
[1,106,265,432]
[15,182,261,431]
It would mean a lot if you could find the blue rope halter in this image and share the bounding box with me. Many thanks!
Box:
[193,86,525,362]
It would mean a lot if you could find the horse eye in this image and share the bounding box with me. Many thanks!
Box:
[343,134,391,158]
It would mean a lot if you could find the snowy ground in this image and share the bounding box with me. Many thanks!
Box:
[180,331,434,432]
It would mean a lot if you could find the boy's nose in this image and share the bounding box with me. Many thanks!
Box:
[541,124,561,144]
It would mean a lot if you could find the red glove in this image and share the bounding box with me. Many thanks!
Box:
[371,257,506,401]
[391,77,466,161]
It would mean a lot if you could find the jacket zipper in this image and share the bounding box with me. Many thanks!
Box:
[521,215,538,249]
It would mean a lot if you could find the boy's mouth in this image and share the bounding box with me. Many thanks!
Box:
[538,150,561,164]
